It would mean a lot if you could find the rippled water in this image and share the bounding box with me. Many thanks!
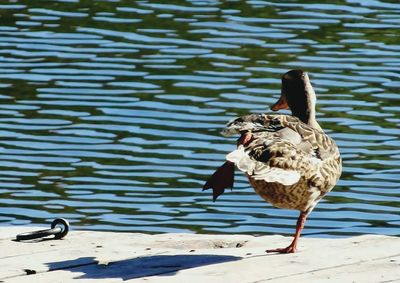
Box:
[0,0,399,237]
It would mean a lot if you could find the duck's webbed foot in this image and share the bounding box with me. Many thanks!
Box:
[203,161,234,201]
[266,244,297,254]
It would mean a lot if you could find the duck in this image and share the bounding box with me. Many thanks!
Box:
[203,69,342,253]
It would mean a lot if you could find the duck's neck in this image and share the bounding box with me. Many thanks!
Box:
[306,109,322,132]
[296,76,323,132]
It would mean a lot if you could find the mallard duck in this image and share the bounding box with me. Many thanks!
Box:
[203,70,342,253]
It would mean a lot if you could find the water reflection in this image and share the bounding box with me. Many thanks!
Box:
[0,0,398,237]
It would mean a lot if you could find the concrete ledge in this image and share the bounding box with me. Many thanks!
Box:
[1,227,399,282]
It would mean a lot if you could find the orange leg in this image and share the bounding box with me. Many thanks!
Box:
[203,132,253,201]
[237,132,253,147]
[266,212,307,254]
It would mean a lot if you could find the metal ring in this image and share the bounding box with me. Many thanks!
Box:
[15,218,70,241]
[51,218,69,239]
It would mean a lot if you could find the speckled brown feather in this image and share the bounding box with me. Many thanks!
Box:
[222,113,342,213]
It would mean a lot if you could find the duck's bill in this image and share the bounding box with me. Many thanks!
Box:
[271,95,289,111]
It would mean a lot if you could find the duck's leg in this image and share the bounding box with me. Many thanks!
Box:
[266,212,307,254]
[203,132,253,201]
[236,132,253,147]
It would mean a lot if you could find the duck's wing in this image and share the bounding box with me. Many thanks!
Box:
[223,114,340,191]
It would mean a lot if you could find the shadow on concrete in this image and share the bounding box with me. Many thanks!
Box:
[46,254,242,280]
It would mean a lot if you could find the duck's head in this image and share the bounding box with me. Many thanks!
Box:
[271,69,318,126]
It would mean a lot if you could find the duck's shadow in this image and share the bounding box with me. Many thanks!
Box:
[47,254,241,280]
